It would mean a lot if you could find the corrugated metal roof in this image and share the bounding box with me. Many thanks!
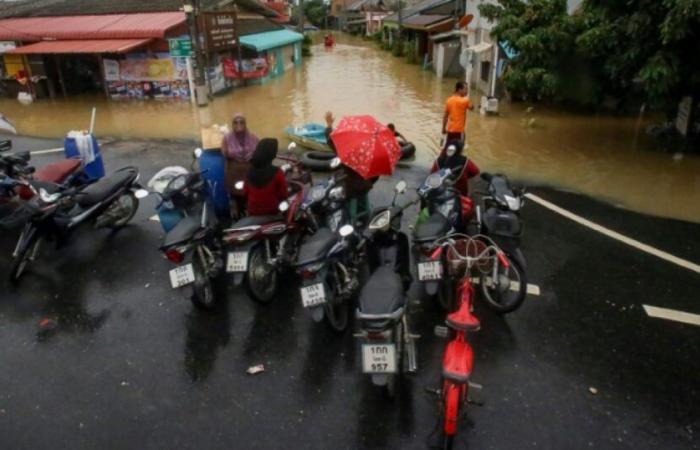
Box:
[383,0,452,23]
[0,0,279,19]
[240,29,303,51]
[402,14,451,27]
[8,38,152,54]
[0,12,186,41]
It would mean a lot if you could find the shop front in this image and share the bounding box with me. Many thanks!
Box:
[222,29,303,84]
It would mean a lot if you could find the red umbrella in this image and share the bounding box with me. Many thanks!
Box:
[330,115,401,179]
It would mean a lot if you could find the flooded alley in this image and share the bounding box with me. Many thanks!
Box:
[1,34,698,222]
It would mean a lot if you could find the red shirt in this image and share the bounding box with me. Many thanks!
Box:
[245,169,289,216]
[431,158,480,196]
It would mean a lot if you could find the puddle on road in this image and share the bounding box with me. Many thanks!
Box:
[0,34,698,223]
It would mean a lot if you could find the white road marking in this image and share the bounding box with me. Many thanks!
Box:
[525,193,700,275]
[470,277,541,296]
[643,305,700,327]
[30,147,64,155]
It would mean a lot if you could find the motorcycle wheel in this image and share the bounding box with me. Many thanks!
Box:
[246,244,278,304]
[108,191,139,229]
[191,250,216,310]
[323,263,348,332]
[480,254,527,313]
[437,277,455,311]
[9,225,40,283]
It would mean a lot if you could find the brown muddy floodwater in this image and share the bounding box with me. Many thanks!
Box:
[0,34,699,223]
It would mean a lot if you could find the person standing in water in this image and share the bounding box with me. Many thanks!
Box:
[442,81,474,149]
[221,113,259,217]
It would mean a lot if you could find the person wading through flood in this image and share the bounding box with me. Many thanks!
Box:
[244,138,289,216]
[324,111,377,223]
[221,113,259,217]
[442,81,474,150]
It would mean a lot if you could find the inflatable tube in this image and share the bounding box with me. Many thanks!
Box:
[300,151,336,171]
[400,142,416,160]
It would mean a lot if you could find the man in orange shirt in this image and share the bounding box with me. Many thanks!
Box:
[442,81,474,149]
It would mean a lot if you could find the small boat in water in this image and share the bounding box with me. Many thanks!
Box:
[285,122,417,166]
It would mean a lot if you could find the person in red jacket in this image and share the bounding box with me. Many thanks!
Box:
[244,138,289,216]
[431,139,480,197]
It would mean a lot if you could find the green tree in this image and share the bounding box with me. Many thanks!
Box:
[292,0,329,28]
[575,0,700,112]
[480,0,577,101]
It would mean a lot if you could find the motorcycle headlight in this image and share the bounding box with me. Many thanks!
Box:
[369,210,391,231]
[309,185,326,202]
[504,195,521,211]
[329,186,345,201]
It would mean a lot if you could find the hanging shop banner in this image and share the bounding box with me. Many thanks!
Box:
[222,56,269,80]
[202,12,237,51]
[120,59,177,82]
[103,59,120,81]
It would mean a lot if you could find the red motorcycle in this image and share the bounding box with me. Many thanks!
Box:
[428,233,510,449]
[223,152,312,303]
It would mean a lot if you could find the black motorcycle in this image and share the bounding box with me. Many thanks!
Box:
[354,180,419,396]
[474,172,527,312]
[294,158,365,331]
[154,150,223,310]
[8,166,143,282]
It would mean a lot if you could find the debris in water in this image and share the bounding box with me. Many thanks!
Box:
[246,364,265,375]
[589,387,599,395]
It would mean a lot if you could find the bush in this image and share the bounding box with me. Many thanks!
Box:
[391,39,406,57]
[405,41,419,64]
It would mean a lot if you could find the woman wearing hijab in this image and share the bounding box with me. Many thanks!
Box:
[221,113,259,216]
[431,138,480,197]
[244,138,289,216]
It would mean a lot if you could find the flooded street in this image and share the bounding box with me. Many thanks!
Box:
[1,34,698,223]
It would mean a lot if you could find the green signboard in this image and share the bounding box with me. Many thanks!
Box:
[169,38,193,57]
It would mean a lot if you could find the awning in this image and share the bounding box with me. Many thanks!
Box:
[240,29,303,52]
[469,42,493,54]
[8,39,152,54]
[0,12,185,41]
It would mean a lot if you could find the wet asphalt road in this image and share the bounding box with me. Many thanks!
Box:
[0,138,698,449]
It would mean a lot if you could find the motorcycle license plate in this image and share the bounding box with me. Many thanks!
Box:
[362,344,397,373]
[300,283,326,308]
[226,251,248,272]
[169,264,195,288]
[418,261,442,281]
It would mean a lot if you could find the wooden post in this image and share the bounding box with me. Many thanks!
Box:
[97,54,109,98]
[54,55,67,98]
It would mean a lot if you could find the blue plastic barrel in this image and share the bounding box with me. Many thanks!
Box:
[64,135,105,181]
[198,149,230,216]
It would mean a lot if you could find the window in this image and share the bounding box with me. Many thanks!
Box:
[480,60,491,82]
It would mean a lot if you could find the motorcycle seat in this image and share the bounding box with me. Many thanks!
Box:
[161,216,202,249]
[78,168,136,207]
[413,212,448,243]
[296,227,337,266]
[358,266,405,315]
[231,214,284,228]
[34,159,81,184]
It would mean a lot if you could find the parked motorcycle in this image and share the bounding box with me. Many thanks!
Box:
[427,233,508,449]
[297,157,348,233]
[473,172,527,312]
[7,166,144,282]
[412,165,474,310]
[224,149,312,303]
[354,180,419,396]
[153,149,224,310]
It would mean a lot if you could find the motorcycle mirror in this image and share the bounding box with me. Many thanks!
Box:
[134,189,150,199]
[235,181,244,190]
[287,142,297,151]
[193,148,203,159]
[330,157,342,169]
[394,180,406,194]
[278,200,289,212]
[339,224,354,238]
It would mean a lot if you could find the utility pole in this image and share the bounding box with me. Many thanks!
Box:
[184,0,208,106]
[297,0,305,33]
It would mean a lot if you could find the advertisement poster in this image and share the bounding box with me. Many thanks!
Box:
[103,59,120,81]
[107,81,190,100]
[222,56,269,80]
[120,59,177,82]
